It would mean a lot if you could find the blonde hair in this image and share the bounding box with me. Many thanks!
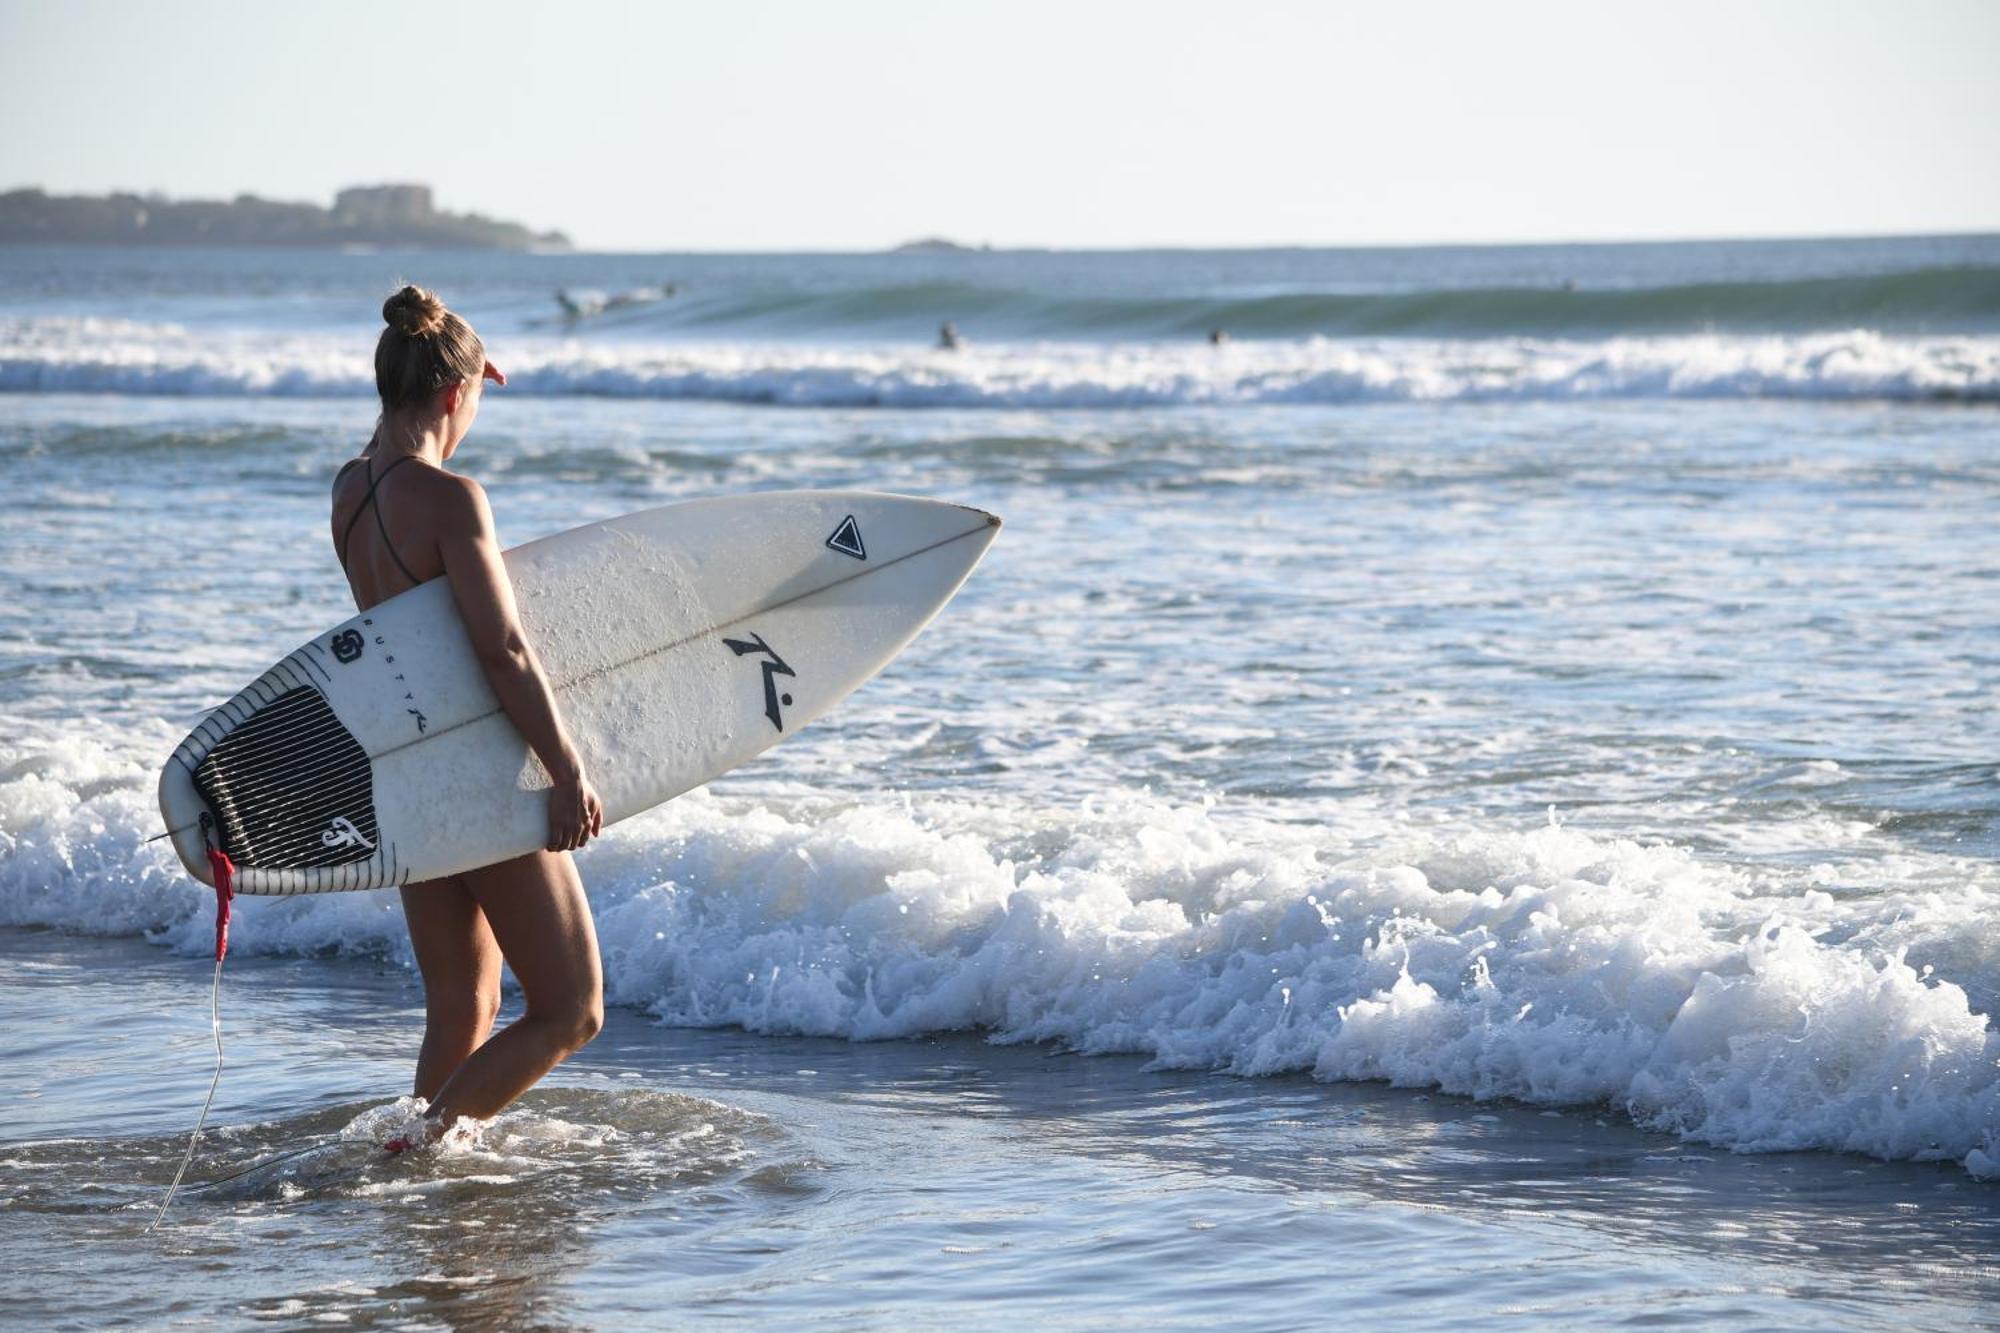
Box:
[375,285,484,412]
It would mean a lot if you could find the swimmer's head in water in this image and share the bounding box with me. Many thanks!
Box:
[375,285,494,415]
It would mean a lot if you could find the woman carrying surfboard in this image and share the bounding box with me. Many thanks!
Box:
[330,285,605,1140]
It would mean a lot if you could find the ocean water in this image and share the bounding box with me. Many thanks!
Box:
[1,239,1997,1327]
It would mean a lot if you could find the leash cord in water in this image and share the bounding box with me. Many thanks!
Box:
[178,1138,334,1195]
[144,954,225,1233]
[146,827,236,1234]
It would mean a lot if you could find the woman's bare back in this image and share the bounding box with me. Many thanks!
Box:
[330,448,454,610]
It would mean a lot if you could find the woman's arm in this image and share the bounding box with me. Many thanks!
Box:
[435,475,604,851]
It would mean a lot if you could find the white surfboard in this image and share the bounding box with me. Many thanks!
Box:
[159,490,999,895]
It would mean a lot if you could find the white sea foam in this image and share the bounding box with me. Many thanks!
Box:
[3,724,1994,1177]
[2,318,1995,405]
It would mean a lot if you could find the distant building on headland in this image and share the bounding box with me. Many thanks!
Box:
[332,184,437,229]
[0,183,570,250]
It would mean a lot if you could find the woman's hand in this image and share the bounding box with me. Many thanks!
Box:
[548,770,605,852]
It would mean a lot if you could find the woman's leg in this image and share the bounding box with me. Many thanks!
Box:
[422,848,603,1126]
[399,876,503,1101]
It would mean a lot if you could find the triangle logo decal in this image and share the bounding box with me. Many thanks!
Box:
[825,514,866,560]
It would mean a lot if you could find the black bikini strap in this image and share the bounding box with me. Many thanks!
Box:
[340,454,423,588]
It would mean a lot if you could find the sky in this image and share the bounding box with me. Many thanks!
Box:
[2,0,1995,252]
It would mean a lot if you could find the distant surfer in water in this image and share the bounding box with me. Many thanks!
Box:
[937,321,962,351]
[331,285,605,1144]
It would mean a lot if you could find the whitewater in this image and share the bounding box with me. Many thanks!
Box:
[7,737,1998,1178]
[6,316,2000,404]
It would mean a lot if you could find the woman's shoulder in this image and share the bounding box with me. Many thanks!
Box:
[330,456,366,504]
[415,464,492,530]
[416,461,485,499]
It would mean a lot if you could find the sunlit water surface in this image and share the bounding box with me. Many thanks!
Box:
[2,235,1997,1327]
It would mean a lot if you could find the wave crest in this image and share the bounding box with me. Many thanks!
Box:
[2,318,1995,406]
[635,266,2000,339]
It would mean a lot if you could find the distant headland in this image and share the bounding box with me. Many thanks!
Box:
[0,184,570,250]
[889,237,989,255]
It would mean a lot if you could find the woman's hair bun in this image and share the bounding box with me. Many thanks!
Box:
[375,282,482,410]
[383,284,447,338]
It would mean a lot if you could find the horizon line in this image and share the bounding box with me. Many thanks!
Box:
[563,225,2000,257]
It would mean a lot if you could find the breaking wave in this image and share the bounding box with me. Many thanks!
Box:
[3,318,1996,405]
[592,265,2000,339]
[3,723,1994,1179]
